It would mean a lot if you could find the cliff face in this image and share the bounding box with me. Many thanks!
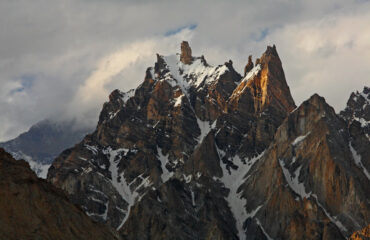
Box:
[0,148,120,240]
[239,94,369,239]
[47,42,369,240]
[340,86,370,178]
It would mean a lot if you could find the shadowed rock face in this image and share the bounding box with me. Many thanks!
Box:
[340,86,370,175]
[47,42,369,240]
[244,55,254,77]
[0,148,120,240]
[239,94,369,239]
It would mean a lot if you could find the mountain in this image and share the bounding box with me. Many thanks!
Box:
[0,119,92,178]
[239,94,369,239]
[340,86,370,135]
[47,42,369,239]
[0,148,120,240]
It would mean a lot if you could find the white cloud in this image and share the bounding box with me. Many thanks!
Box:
[0,0,369,141]
[263,9,370,109]
[64,28,194,127]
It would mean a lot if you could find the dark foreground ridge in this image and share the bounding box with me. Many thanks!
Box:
[0,148,121,240]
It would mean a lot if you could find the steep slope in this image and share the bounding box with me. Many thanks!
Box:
[0,119,91,178]
[340,87,370,178]
[340,86,370,134]
[48,42,296,239]
[0,148,120,240]
[47,42,368,239]
[239,94,369,239]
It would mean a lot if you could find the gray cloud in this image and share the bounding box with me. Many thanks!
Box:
[0,0,369,141]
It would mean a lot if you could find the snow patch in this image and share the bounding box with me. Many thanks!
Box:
[85,144,98,155]
[190,189,196,207]
[292,132,311,146]
[10,151,50,179]
[103,147,151,230]
[349,142,370,180]
[121,89,135,104]
[173,94,184,107]
[196,119,216,145]
[353,117,369,128]
[231,64,261,98]
[161,54,231,98]
[242,64,261,82]
[279,160,311,199]
[157,147,174,182]
[183,174,192,183]
[88,197,109,220]
[217,148,265,240]
[109,110,120,120]
[312,194,348,234]
[256,218,273,240]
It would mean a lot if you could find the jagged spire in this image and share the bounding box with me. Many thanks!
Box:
[180,41,193,64]
[244,55,254,77]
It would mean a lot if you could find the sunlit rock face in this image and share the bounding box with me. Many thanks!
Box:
[47,42,369,240]
[349,224,370,240]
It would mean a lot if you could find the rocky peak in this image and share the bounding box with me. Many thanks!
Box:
[301,93,336,116]
[180,41,193,64]
[46,43,369,240]
[243,55,254,77]
[154,54,168,76]
[274,93,339,145]
[248,45,295,113]
[229,45,296,116]
[340,86,370,128]
[238,91,369,239]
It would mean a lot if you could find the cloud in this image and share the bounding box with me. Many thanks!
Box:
[63,27,194,127]
[262,9,370,109]
[0,0,369,141]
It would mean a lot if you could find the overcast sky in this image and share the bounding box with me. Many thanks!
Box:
[0,0,369,141]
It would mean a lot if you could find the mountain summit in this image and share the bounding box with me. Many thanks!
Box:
[47,42,369,240]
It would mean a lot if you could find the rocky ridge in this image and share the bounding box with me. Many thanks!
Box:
[0,148,120,240]
[47,42,369,240]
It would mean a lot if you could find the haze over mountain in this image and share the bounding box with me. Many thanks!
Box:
[0,119,92,178]
[0,148,121,240]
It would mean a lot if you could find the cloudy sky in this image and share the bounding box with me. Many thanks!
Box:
[1,0,369,141]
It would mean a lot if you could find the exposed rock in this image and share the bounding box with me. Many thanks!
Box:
[244,55,254,76]
[121,178,237,240]
[0,148,120,240]
[340,86,370,127]
[340,86,370,181]
[47,42,369,240]
[239,94,369,239]
[349,224,370,240]
[180,41,193,64]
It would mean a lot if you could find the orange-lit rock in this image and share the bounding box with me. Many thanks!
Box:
[349,224,370,240]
